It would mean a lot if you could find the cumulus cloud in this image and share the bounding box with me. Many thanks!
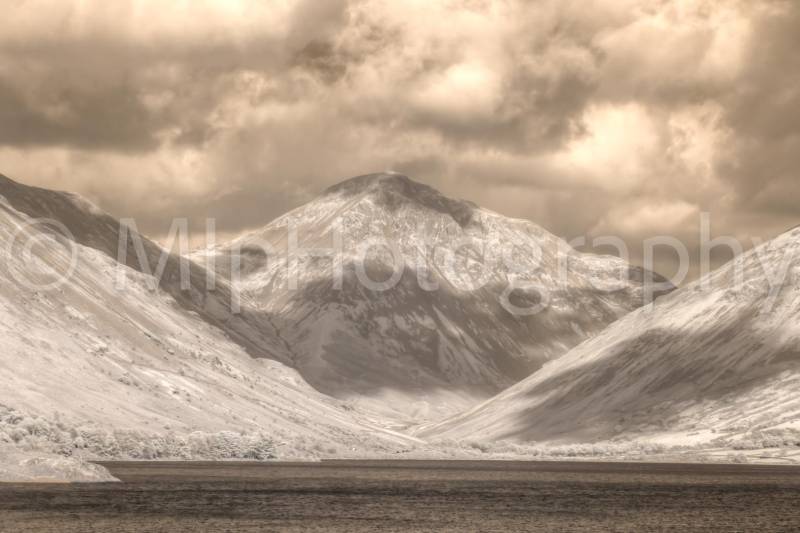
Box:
[0,0,797,280]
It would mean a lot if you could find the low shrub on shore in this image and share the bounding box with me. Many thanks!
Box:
[0,404,275,460]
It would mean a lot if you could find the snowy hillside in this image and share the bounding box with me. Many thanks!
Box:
[196,173,669,422]
[0,174,416,466]
[420,227,800,447]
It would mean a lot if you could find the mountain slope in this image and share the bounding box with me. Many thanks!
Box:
[419,226,800,445]
[0,174,289,365]
[0,174,415,461]
[196,173,670,422]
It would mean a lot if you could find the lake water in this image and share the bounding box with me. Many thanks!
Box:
[1,460,799,532]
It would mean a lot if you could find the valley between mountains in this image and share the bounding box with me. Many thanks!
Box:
[2,172,799,481]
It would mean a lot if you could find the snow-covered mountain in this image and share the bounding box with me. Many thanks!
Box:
[0,174,415,460]
[196,173,670,422]
[420,226,800,446]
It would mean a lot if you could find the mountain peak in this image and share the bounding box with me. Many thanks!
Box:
[324,172,478,228]
[323,172,420,195]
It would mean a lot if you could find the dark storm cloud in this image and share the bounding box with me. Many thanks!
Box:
[0,0,798,281]
[0,78,162,151]
[715,2,800,222]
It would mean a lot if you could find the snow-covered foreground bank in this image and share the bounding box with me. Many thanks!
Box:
[0,446,116,483]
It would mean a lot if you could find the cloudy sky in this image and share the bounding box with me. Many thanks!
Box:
[1,0,798,280]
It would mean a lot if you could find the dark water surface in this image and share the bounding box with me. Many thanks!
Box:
[2,460,800,532]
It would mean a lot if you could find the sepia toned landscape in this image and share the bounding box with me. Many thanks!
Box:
[2,0,800,531]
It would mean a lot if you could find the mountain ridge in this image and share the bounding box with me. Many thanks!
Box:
[419,225,800,446]
[197,172,673,422]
